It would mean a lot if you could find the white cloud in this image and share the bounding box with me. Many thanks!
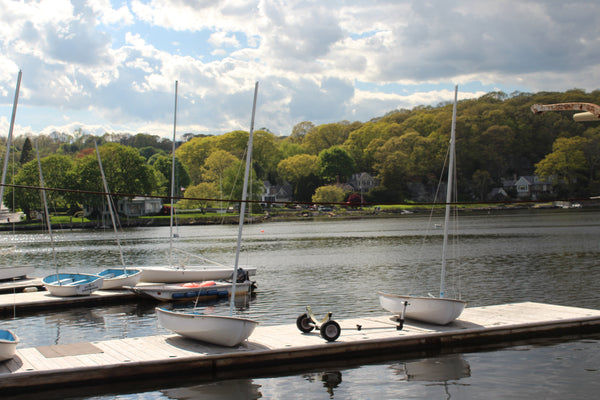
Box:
[1,0,600,139]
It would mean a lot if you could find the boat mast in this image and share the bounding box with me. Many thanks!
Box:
[0,70,22,207]
[230,81,259,316]
[36,143,58,280]
[169,80,178,266]
[440,85,458,299]
[95,142,126,269]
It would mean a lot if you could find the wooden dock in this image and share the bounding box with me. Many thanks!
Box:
[1,302,599,394]
[0,288,139,315]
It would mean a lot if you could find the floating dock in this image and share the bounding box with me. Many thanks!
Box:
[1,302,599,394]
[0,288,137,315]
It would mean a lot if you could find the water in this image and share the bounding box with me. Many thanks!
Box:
[1,209,599,399]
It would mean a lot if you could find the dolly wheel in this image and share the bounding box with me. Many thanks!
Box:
[296,313,315,333]
[320,320,341,342]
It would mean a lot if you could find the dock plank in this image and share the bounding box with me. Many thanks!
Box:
[1,302,600,394]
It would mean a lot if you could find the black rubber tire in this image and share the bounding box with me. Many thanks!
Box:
[296,313,314,333]
[320,320,341,342]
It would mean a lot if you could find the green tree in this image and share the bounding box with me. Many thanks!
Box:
[180,182,220,210]
[304,123,349,154]
[278,154,320,201]
[535,136,588,196]
[19,138,34,165]
[74,143,156,209]
[312,185,345,204]
[152,155,191,196]
[5,155,75,220]
[318,146,355,183]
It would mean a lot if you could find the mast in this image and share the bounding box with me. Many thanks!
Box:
[230,81,259,316]
[169,80,178,266]
[36,143,58,280]
[0,70,22,207]
[95,142,126,269]
[440,85,458,299]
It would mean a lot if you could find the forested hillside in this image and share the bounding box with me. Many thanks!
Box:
[3,89,600,218]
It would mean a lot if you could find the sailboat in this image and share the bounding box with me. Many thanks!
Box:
[156,82,260,347]
[378,85,466,325]
[0,70,33,282]
[38,145,104,296]
[94,143,142,289]
[138,80,256,284]
[0,329,18,362]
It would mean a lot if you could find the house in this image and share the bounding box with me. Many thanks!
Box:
[117,197,163,217]
[347,172,378,193]
[85,196,163,218]
[261,181,293,206]
[501,175,555,200]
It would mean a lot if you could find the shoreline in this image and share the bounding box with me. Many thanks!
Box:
[0,204,598,232]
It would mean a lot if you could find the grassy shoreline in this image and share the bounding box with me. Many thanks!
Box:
[2,203,596,232]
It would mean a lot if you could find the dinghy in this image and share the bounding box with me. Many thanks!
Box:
[0,329,19,362]
[156,81,260,346]
[378,85,466,325]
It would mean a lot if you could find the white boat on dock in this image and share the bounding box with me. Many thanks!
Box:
[378,85,466,326]
[0,329,18,361]
[42,273,104,297]
[138,264,255,283]
[156,308,258,347]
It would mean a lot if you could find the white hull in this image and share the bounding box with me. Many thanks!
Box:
[378,292,466,325]
[139,265,256,283]
[43,273,104,297]
[98,269,142,289]
[131,280,253,302]
[0,329,19,361]
[156,307,258,346]
[0,265,34,281]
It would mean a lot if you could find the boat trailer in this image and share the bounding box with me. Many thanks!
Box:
[296,306,341,342]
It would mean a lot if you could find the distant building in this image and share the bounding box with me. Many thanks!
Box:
[347,172,378,193]
[85,196,163,218]
[261,181,293,206]
[500,175,555,200]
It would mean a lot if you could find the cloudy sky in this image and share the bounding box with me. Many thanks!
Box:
[1,0,599,141]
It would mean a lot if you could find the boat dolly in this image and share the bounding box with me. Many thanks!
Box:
[296,306,341,342]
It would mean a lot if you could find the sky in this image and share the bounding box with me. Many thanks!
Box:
[1,0,600,141]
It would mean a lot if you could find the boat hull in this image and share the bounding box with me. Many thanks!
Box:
[378,292,466,325]
[130,281,253,302]
[98,269,142,289]
[156,308,258,346]
[138,265,256,283]
[0,329,19,361]
[42,273,104,297]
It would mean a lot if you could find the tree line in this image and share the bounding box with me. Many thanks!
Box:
[2,88,600,220]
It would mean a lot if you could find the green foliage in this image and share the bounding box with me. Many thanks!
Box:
[318,146,355,183]
[312,185,345,204]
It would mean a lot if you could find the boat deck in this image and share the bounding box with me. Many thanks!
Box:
[1,302,599,394]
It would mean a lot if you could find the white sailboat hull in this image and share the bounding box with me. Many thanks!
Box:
[98,269,142,289]
[131,280,253,302]
[378,292,466,325]
[0,329,18,361]
[156,308,258,347]
[138,265,256,283]
[42,273,104,297]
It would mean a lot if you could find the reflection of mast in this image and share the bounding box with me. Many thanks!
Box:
[531,102,600,121]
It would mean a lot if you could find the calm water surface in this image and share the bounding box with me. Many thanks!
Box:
[1,209,599,399]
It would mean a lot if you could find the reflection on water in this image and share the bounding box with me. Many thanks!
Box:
[161,379,262,400]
